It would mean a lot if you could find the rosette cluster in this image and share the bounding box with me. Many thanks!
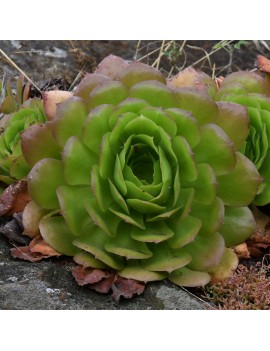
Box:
[21,56,262,287]
[0,99,46,187]
[215,71,270,205]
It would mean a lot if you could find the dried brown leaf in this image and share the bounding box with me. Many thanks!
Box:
[29,235,61,256]
[111,276,145,302]
[0,181,32,216]
[10,246,53,262]
[234,242,250,259]
[72,265,109,286]
[88,272,116,294]
[257,55,270,73]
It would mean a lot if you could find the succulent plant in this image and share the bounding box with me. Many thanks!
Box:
[0,98,46,186]
[215,71,270,206]
[21,55,262,287]
[0,74,32,114]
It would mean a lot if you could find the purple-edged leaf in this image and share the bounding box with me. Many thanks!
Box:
[51,97,88,147]
[174,88,218,125]
[74,73,111,100]
[216,101,250,150]
[94,54,129,80]
[194,123,236,176]
[185,232,225,271]
[119,61,166,87]
[217,152,262,206]
[21,122,62,167]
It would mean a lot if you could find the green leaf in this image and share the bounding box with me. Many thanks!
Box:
[62,136,97,186]
[131,221,174,243]
[172,135,197,181]
[216,101,250,150]
[119,61,166,87]
[73,226,124,270]
[21,122,62,167]
[87,81,128,109]
[174,88,218,125]
[217,152,262,206]
[169,267,211,287]
[129,80,178,108]
[166,108,201,148]
[105,223,153,259]
[85,198,120,237]
[99,132,115,179]
[109,98,150,129]
[139,106,177,137]
[39,216,80,256]
[118,261,166,282]
[28,158,65,209]
[141,242,192,273]
[183,163,217,204]
[73,251,109,269]
[57,185,92,236]
[109,205,145,229]
[109,112,138,154]
[74,73,110,101]
[91,165,114,212]
[168,215,202,249]
[191,197,224,237]
[194,123,236,176]
[185,232,225,271]
[82,104,113,154]
[126,198,166,214]
[52,97,88,148]
[219,206,255,247]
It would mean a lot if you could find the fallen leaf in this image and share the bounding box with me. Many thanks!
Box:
[0,181,32,216]
[88,272,116,294]
[72,265,109,286]
[29,235,61,256]
[234,242,250,259]
[256,55,270,73]
[10,246,54,262]
[111,276,145,302]
[0,218,30,245]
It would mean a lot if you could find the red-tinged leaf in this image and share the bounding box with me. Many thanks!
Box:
[42,90,73,120]
[29,235,62,257]
[72,265,109,286]
[88,272,116,294]
[94,54,129,80]
[0,181,32,216]
[111,276,145,302]
[10,246,54,262]
[257,55,270,73]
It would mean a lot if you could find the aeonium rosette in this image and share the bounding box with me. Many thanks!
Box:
[20,55,262,287]
[0,98,46,188]
[215,71,270,206]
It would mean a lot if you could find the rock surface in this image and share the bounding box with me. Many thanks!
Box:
[0,235,207,310]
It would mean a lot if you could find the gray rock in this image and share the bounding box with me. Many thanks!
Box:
[0,236,207,310]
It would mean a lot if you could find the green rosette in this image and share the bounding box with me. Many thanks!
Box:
[21,56,261,287]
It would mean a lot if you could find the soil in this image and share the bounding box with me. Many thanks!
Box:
[1,40,270,310]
